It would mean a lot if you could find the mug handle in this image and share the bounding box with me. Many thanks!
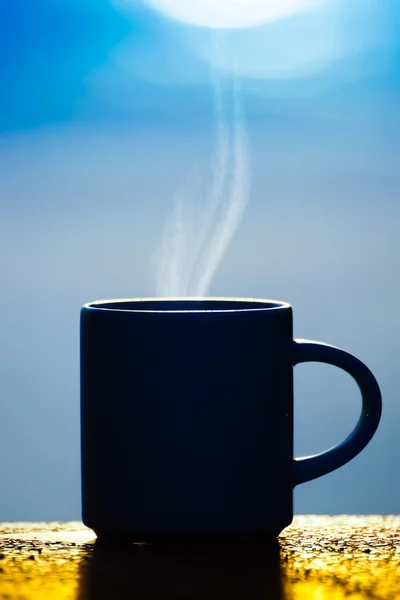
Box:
[292,338,382,486]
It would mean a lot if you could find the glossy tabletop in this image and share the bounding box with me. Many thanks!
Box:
[0,516,399,600]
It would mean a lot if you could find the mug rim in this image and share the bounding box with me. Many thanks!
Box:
[83,297,291,313]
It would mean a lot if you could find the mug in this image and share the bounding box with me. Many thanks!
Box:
[80,298,381,541]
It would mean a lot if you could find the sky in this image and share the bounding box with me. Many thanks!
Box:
[1,0,399,520]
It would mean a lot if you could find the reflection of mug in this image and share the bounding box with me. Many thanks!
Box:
[79,541,282,600]
[80,298,381,540]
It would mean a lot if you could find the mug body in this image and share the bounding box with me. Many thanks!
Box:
[81,298,294,539]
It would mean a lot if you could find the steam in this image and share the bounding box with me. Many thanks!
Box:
[155,35,251,297]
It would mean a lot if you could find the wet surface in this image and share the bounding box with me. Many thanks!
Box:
[0,516,399,599]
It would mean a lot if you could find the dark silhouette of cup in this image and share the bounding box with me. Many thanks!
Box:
[80,298,381,541]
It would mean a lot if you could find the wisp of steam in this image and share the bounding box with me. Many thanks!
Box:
[155,34,252,297]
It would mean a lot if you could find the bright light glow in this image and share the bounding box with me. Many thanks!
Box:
[141,0,325,29]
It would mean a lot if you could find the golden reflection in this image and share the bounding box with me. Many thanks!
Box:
[280,516,400,600]
[0,517,399,600]
[0,522,95,600]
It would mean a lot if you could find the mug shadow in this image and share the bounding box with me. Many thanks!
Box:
[77,537,283,600]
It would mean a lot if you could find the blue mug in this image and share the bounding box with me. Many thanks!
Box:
[80,298,381,541]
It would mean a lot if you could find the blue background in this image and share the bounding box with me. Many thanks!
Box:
[1,0,399,520]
